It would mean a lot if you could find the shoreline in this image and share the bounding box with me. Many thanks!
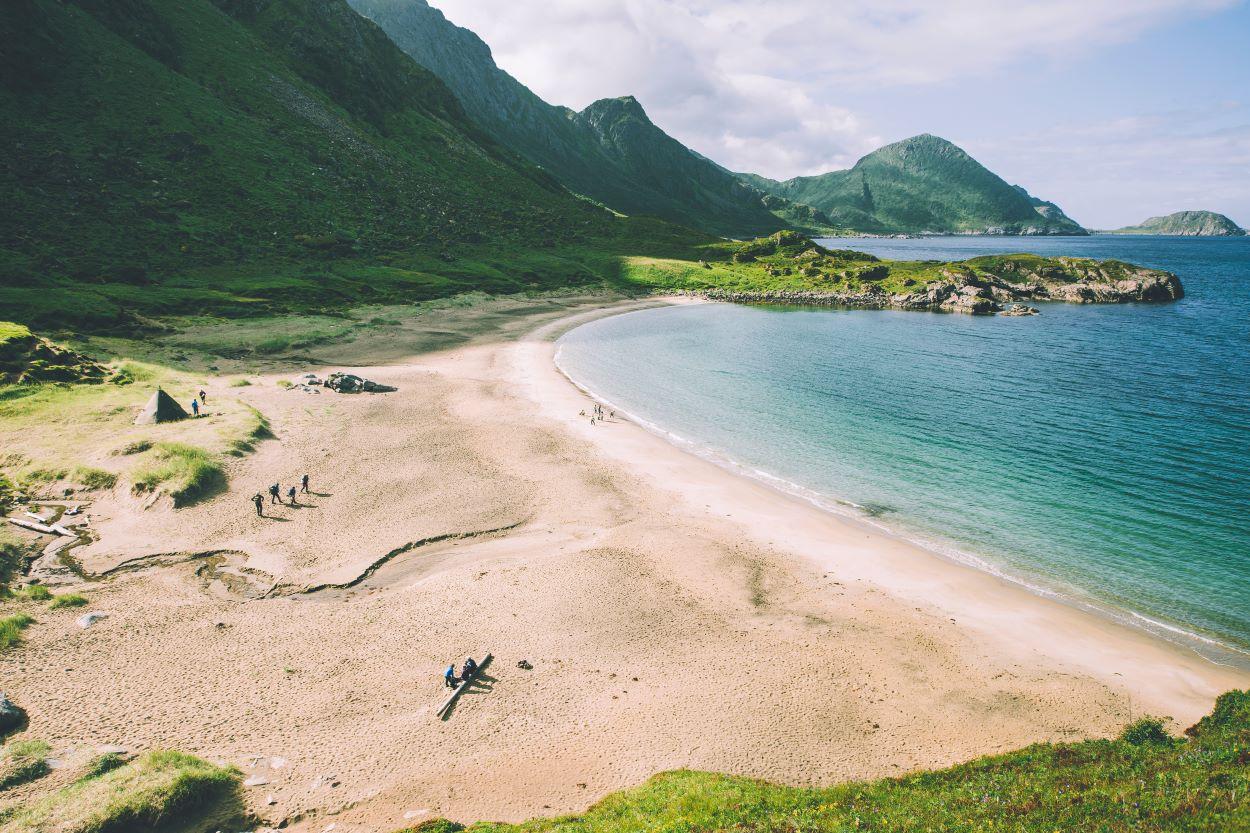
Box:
[550,304,1250,669]
[515,298,1249,724]
[5,292,1247,829]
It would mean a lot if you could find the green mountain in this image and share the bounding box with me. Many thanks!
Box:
[345,0,831,237]
[0,0,620,296]
[1107,210,1246,236]
[742,135,1086,235]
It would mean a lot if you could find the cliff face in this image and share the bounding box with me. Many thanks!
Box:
[743,135,1087,236]
[346,0,829,237]
[1109,211,1246,236]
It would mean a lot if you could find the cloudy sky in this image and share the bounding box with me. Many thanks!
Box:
[427,0,1250,229]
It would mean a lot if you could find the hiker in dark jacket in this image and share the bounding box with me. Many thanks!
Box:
[269,483,280,504]
[252,493,264,516]
[287,485,297,505]
[461,656,478,681]
[301,474,310,493]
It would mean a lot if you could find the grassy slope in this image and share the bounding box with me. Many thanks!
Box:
[747,135,1085,235]
[1108,211,1247,236]
[448,691,1250,833]
[0,0,622,304]
[3,694,1246,831]
[345,0,832,238]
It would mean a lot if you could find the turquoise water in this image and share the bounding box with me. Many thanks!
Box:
[557,236,1250,661]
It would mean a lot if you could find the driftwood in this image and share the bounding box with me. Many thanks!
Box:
[436,653,492,719]
[7,518,65,535]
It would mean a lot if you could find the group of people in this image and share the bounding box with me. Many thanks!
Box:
[444,656,479,688]
[250,473,311,516]
[191,389,208,417]
[580,402,614,426]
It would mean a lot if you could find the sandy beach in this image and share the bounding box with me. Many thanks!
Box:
[3,295,1246,831]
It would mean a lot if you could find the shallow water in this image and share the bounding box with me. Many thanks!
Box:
[557,235,1250,659]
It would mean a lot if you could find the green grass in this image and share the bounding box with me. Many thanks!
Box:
[415,690,1250,833]
[131,443,224,507]
[49,592,88,609]
[72,466,118,491]
[0,750,243,833]
[0,739,51,791]
[0,612,34,651]
[19,585,51,602]
[228,379,251,387]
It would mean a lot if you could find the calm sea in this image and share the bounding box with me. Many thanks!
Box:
[557,235,1250,662]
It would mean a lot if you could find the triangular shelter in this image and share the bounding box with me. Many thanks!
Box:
[135,388,189,424]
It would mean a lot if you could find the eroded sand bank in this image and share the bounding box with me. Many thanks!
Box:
[4,296,1245,831]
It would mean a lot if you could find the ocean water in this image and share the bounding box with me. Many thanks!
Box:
[557,235,1250,662]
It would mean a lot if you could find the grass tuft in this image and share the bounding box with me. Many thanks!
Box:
[0,749,243,833]
[72,466,118,490]
[0,739,51,791]
[228,379,251,387]
[132,443,225,507]
[21,584,52,602]
[0,613,35,651]
[50,592,88,609]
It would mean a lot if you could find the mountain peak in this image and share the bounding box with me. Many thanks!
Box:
[580,95,650,123]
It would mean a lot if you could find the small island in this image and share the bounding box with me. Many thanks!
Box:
[1103,210,1246,236]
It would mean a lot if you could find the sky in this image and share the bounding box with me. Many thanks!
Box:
[426,0,1250,229]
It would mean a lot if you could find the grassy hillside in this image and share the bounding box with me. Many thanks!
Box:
[0,0,621,289]
[345,0,834,238]
[745,135,1086,236]
[1108,211,1246,236]
[2,691,1245,831]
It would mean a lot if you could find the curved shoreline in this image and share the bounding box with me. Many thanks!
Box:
[550,305,1250,668]
[513,298,1250,723]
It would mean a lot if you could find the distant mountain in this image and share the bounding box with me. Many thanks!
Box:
[346,0,831,237]
[0,0,615,288]
[741,135,1086,236]
[1106,211,1245,236]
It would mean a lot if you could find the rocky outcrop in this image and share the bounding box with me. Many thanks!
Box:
[690,257,1182,315]
[0,693,26,737]
[1109,210,1245,236]
[0,324,111,385]
[324,372,397,394]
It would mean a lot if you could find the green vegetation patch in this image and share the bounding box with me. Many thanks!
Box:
[49,592,88,610]
[132,443,224,507]
[72,466,118,491]
[0,613,34,651]
[0,750,243,833]
[19,585,52,602]
[445,690,1250,833]
[0,739,51,791]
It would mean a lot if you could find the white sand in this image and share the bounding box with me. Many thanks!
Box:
[3,296,1245,831]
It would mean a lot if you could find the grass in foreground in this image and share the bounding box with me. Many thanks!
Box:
[131,443,224,507]
[0,739,50,791]
[0,750,242,833]
[424,691,1250,833]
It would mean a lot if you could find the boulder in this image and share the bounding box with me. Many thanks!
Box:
[1000,304,1040,316]
[0,692,25,737]
[325,373,396,394]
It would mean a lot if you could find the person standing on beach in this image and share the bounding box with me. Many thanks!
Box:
[191,399,199,417]
[270,483,280,504]
[252,493,264,517]
[301,474,310,493]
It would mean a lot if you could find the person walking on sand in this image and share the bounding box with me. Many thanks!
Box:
[269,483,280,504]
[252,493,264,517]
[191,398,199,417]
[199,389,207,405]
[287,485,297,505]
[301,474,310,493]
[444,664,458,688]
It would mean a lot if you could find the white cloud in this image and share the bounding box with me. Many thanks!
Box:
[427,0,1232,182]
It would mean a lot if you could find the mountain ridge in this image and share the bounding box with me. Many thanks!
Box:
[742,135,1086,236]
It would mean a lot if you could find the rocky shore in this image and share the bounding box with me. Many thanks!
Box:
[692,257,1183,315]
